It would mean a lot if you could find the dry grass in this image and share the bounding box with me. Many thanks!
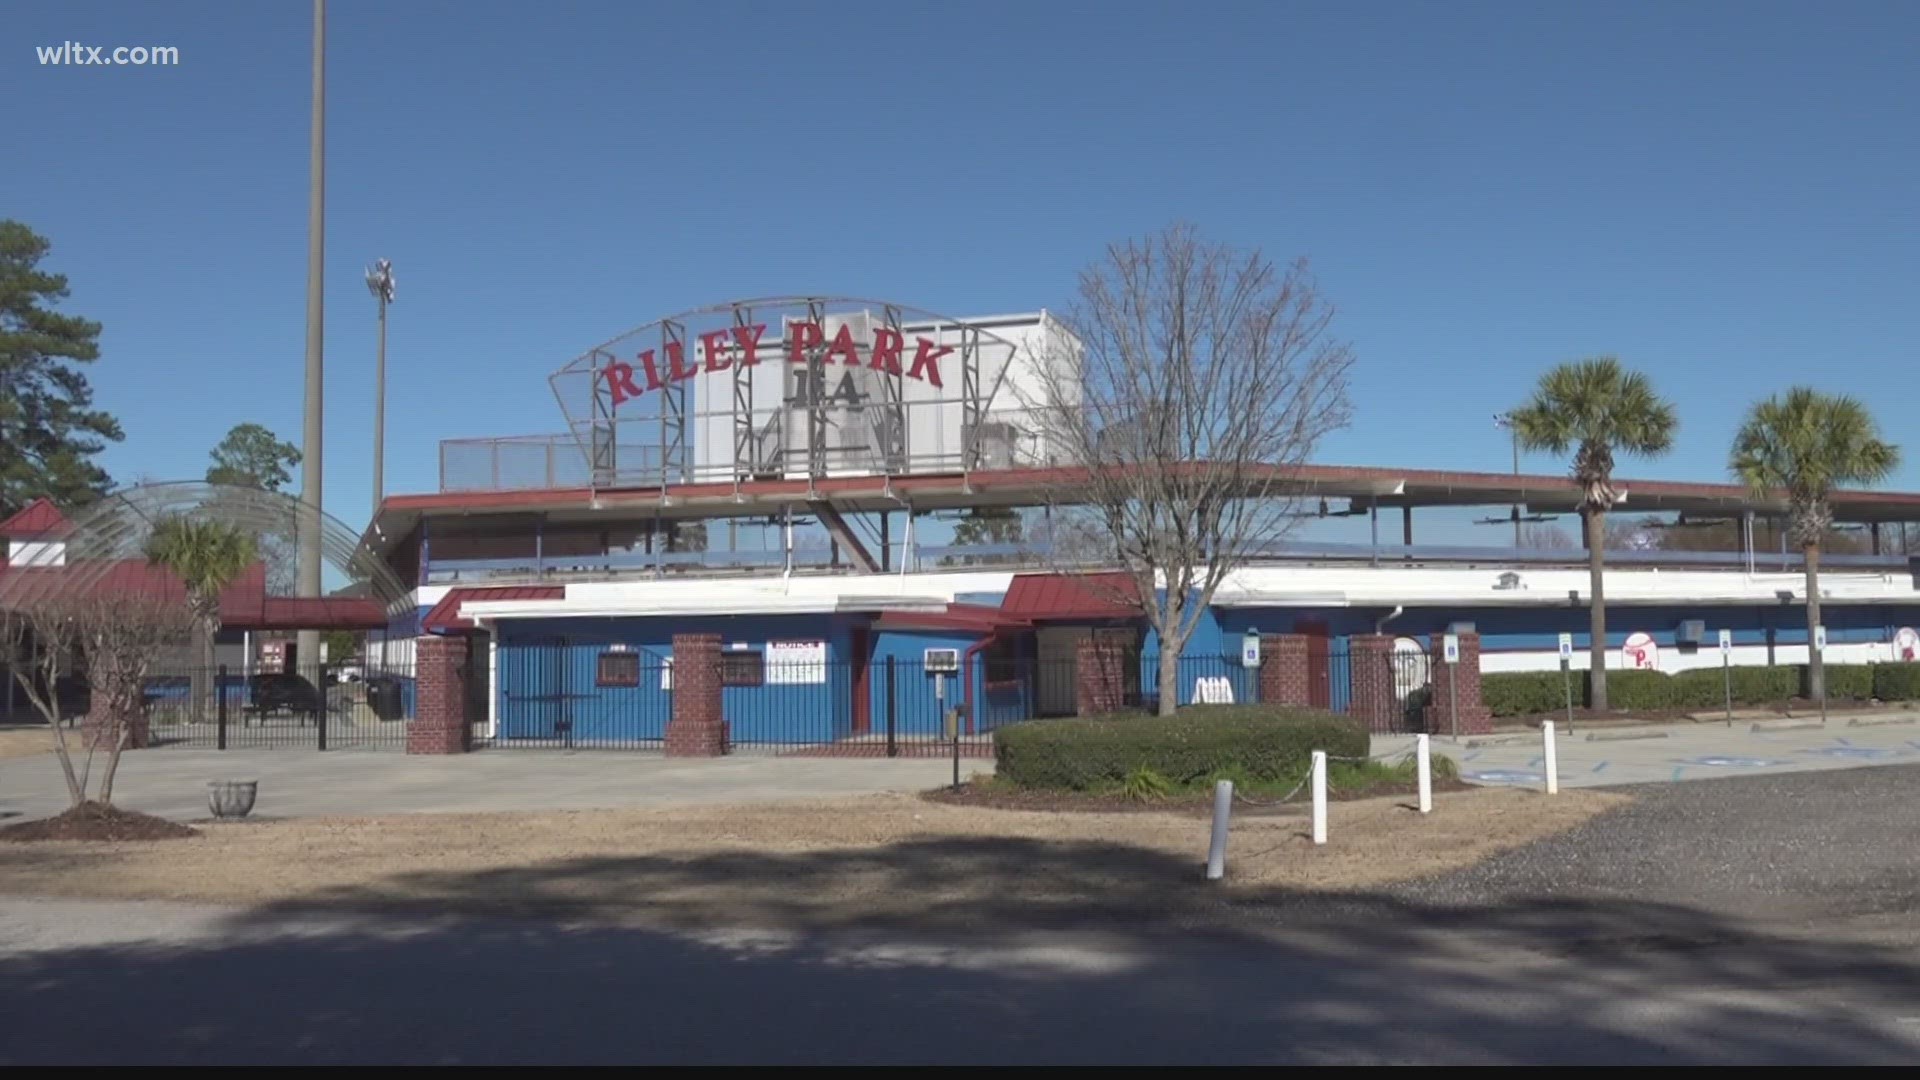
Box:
[0,727,54,760]
[0,788,1625,928]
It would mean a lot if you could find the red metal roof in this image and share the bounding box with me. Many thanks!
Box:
[998,572,1141,621]
[0,498,71,538]
[0,559,387,630]
[422,585,565,633]
[872,603,1028,634]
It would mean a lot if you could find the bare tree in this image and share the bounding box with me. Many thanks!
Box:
[1023,225,1354,716]
[1,592,191,807]
[1518,522,1578,550]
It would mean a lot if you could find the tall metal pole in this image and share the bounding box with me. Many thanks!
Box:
[1496,412,1520,548]
[296,0,327,670]
[366,259,395,519]
[372,296,385,513]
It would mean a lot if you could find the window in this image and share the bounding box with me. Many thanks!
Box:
[721,649,765,687]
[596,650,640,688]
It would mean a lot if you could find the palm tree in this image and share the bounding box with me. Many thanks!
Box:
[1509,358,1678,712]
[146,516,258,720]
[1731,388,1899,701]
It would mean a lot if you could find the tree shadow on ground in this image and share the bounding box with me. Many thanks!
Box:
[3,836,1919,1064]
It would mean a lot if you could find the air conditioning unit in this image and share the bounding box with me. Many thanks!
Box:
[1676,620,1706,646]
[923,648,960,673]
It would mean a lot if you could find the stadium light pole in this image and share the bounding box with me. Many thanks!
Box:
[1494,412,1520,548]
[297,0,326,671]
[366,259,395,518]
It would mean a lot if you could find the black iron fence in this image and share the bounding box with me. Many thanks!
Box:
[126,659,416,751]
[472,644,1424,754]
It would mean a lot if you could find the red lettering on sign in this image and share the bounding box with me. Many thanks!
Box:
[667,341,699,382]
[788,321,823,363]
[868,328,904,376]
[908,337,951,388]
[700,329,732,373]
[826,323,863,366]
[731,323,767,366]
[636,349,665,392]
[604,362,644,406]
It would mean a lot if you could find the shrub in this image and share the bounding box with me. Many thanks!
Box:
[1819,663,1875,701]
[1726,664,1803,705]
[1600,669,1675,711]
[993,705,1368,791]
[1121,764,1172,802]
[1874,663,1920,702]
[1481,672,1565,717]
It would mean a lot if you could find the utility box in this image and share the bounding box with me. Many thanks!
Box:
[1676,619,1706,646]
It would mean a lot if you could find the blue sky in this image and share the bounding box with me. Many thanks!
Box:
[6,0,1918,534]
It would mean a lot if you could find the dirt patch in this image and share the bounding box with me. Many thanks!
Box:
[0,727,54,760]
[923,775,1475,815]
[0,788,1624,928]
[0,802,200,843]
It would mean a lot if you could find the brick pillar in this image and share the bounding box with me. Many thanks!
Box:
[1424,630,1493,736]
[1075,637,1128,715]
[1259,634,1312,708]
[408,634,468,754]
[1348,634,1402,733]
[666,632,728,756]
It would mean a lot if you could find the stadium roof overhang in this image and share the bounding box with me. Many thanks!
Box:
[360,462,1920,561]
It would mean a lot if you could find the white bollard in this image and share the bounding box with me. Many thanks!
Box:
[1311,750,1328,845]
[1205,779,1233,881]
[1542,720,1559,795]
[1416,733,1433,814]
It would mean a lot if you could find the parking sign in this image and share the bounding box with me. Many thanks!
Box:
[1719,629,1733,653]
[1442,633,1460,665]
[1813,625,1827,652]
[1557,632,1573,659]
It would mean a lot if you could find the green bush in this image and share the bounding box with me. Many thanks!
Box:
[1601,669,1675,710]
[993,705,1368,791]
[1489,664,1816,716]
[1874,663,1920,702]
[1819,663,1875,701]
[1481,672,1566,718]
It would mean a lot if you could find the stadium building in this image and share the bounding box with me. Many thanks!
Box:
[356,296,1920,750]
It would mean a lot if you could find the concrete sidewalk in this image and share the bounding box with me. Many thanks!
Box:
[1385,710,1920,789]
[0,748,960,824]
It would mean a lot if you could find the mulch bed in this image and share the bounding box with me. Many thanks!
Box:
[921,775,1472,816]
[0,802,199,843]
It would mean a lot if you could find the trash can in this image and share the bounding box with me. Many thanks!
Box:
[369,679,404,721]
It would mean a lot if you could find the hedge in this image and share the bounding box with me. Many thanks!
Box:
[1480,671,1565,718]
[993,705,1368,791]
[1821,663,1875,701]
[1875,663,1920,702]
[1480,662,1893,717]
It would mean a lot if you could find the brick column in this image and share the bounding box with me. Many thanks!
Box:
[666,633,728,756]
[1347,634,1402,733]
[1075,636,1129,715]
[1424,630,1492,736]
[408,634,468,754]
[1259,634,1312,708]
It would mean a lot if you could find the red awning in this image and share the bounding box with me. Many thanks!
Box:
[422,585,565,633]
[872,603,1028,634]
[997,572,1141,621]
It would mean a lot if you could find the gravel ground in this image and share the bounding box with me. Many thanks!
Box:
[4,769,1920,1064]
[1393,763,1920,936]
[0,788,1618,926]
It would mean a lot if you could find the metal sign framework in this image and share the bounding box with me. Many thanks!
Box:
[548,296,1018,492]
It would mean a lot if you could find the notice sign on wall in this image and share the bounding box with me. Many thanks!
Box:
[765,640,828,684]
